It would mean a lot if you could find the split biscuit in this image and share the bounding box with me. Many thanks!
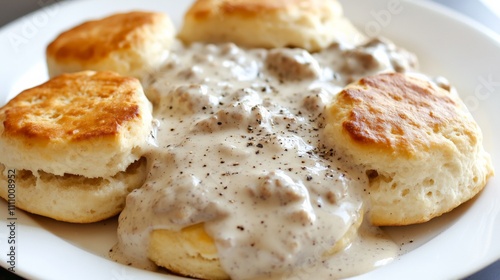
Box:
[0,71,152,178]
[0,71,153,222]
[46,11,175,79]
[147,215,363,280]
[178,0,365,52]
[323,72,494,226]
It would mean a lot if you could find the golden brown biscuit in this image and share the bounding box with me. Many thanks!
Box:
[0,71,152,178]
[323,72,494,226]
[0,71,153,223]
[46,11,175,79]
[178,0,365,51]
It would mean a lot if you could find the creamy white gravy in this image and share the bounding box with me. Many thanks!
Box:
[111,38,417,279]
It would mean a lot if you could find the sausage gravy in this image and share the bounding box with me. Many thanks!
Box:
[111,38,418,279]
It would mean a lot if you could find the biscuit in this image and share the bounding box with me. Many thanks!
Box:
[323,73,494,226]
[46,11,175,79]
[0,71,152,222]
[147,215,363,279]
[178,0,365,52]
[0,71,153,178]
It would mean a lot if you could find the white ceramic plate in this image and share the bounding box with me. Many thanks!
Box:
[0,0,499,279]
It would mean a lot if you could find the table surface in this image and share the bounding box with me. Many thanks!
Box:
[0,0,499,279]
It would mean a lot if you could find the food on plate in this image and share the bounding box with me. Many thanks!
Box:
[0,0,494,279]
[323,72,494,226]
[178,0,366,51]
[112,4,418,276]
[46,11,175,80]
[0,71,152,223]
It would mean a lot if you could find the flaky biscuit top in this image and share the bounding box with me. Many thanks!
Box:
[0,71,153,178]
[46,11,169,62]
[186,0,342,18]
[330,73,477,158]
[1,71,141,142]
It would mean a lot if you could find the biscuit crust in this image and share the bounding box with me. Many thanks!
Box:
[324,73,494,225]
[47,12,161,62]
[336,73,466,158]
[46,11,175,79]
[3,72,141,141]
[0,71,153,178]
[179,0,365,51]
[187,0,339,18]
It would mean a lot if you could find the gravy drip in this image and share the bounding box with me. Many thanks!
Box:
[112,38,417,279]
